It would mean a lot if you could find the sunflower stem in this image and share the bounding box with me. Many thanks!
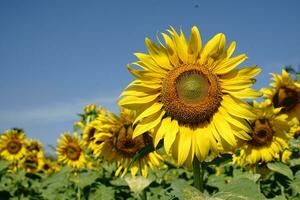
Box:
[192,158,205,192]
[139,189,147,200]
[76,172,81,200]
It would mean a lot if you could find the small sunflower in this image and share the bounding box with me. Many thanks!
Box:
[119,26,261,166]
[90,108,163,177]
[261,69,300,121]
[42,159,61,174]
[25,139,44,158]
[56,133,87,169]
[82,118,102,149]
[233,101,290,165]
[20,152,44,173]
[0,129,27,162]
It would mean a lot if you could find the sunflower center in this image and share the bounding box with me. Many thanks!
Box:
[7,141,22,154]
[176,73,209,103]
[161,64,222,125]
[251,119,273,146]
[273,87,299,112]
[65,144,81,160]
[87,128,96,142]
[115,125,151,157]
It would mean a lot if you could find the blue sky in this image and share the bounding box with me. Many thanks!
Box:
[0,0,300,150]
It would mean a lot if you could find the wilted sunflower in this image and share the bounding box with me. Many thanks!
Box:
[119,26,261,166]
[261,69,300,120]
[56,133,87,169]
[0,129,27,162]
[233,100,290,165]
[91,108,163,177]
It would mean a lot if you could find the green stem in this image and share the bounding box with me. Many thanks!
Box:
[192,158,205,192]
[77,172,81,200]
[139,189,147,200]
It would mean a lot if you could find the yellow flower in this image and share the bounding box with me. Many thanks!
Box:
[289,117,300,137]
[0,129,27,162]
[42,159,61,174]
[82,119,102,149]
[56,133,87,169]
[261,69,300,121]
[90,108,163,177]
[20,152,44,173]
[233,101,290,165]
[119,26,261,166]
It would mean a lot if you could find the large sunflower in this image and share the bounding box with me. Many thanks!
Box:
[233,100,290,165]
[56,133,87,169]
[119,26,261,166]
[90,108,162,177]
[0,129,27,162]
[261,69,300,121]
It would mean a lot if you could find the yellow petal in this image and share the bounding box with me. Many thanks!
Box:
[200,33,226,63]
[164,119,179,154]
[213,54,247,75]
[133,110,165,138]
[187,26,202,62]
[212,112,236,146]
[218,106,251,137]
[154,117,171,148]
[223,88,262,99]
[134,102,163,125]
[145,38,173,70]
[177,126,192,165]
[226,41,236,58]
[221,95,256,120]
[118,93,159,109]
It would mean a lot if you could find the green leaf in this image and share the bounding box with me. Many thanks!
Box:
[89,184,115,200]
[77,170,98,189]
[167,179,205,200]
[290,170,300,195]
[214,178,265,200]
[267,162,293,180]
[124,175,153,194]
[0,160,9,171]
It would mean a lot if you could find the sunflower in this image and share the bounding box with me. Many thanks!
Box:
[42,159,61,174]
[20,151,44,173]
[119,26,261,166]
[90,108,163,177]
[56,133,87,169]
[233,100,290,165]
[261,69,300,121]
[25,139,44,158]
[0,129,27,162]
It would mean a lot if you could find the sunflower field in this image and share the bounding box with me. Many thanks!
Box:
[1,26,300,200]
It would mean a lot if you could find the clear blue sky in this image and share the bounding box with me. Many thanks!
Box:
[1,0,300,149]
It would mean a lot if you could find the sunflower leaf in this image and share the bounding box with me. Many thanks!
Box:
[267,162,293,180]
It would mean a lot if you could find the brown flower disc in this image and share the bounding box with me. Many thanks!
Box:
[65,144,82,160]
[161,64,222,125]
[273,87,299,112]
[250,119,273,146]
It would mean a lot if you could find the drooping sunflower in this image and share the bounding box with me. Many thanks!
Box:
[90,108,163,177]
[0,129,27,162]
[119,26,261,166]
[261,69,300,121]
[233,100,290,165]
[56,133,87,169]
